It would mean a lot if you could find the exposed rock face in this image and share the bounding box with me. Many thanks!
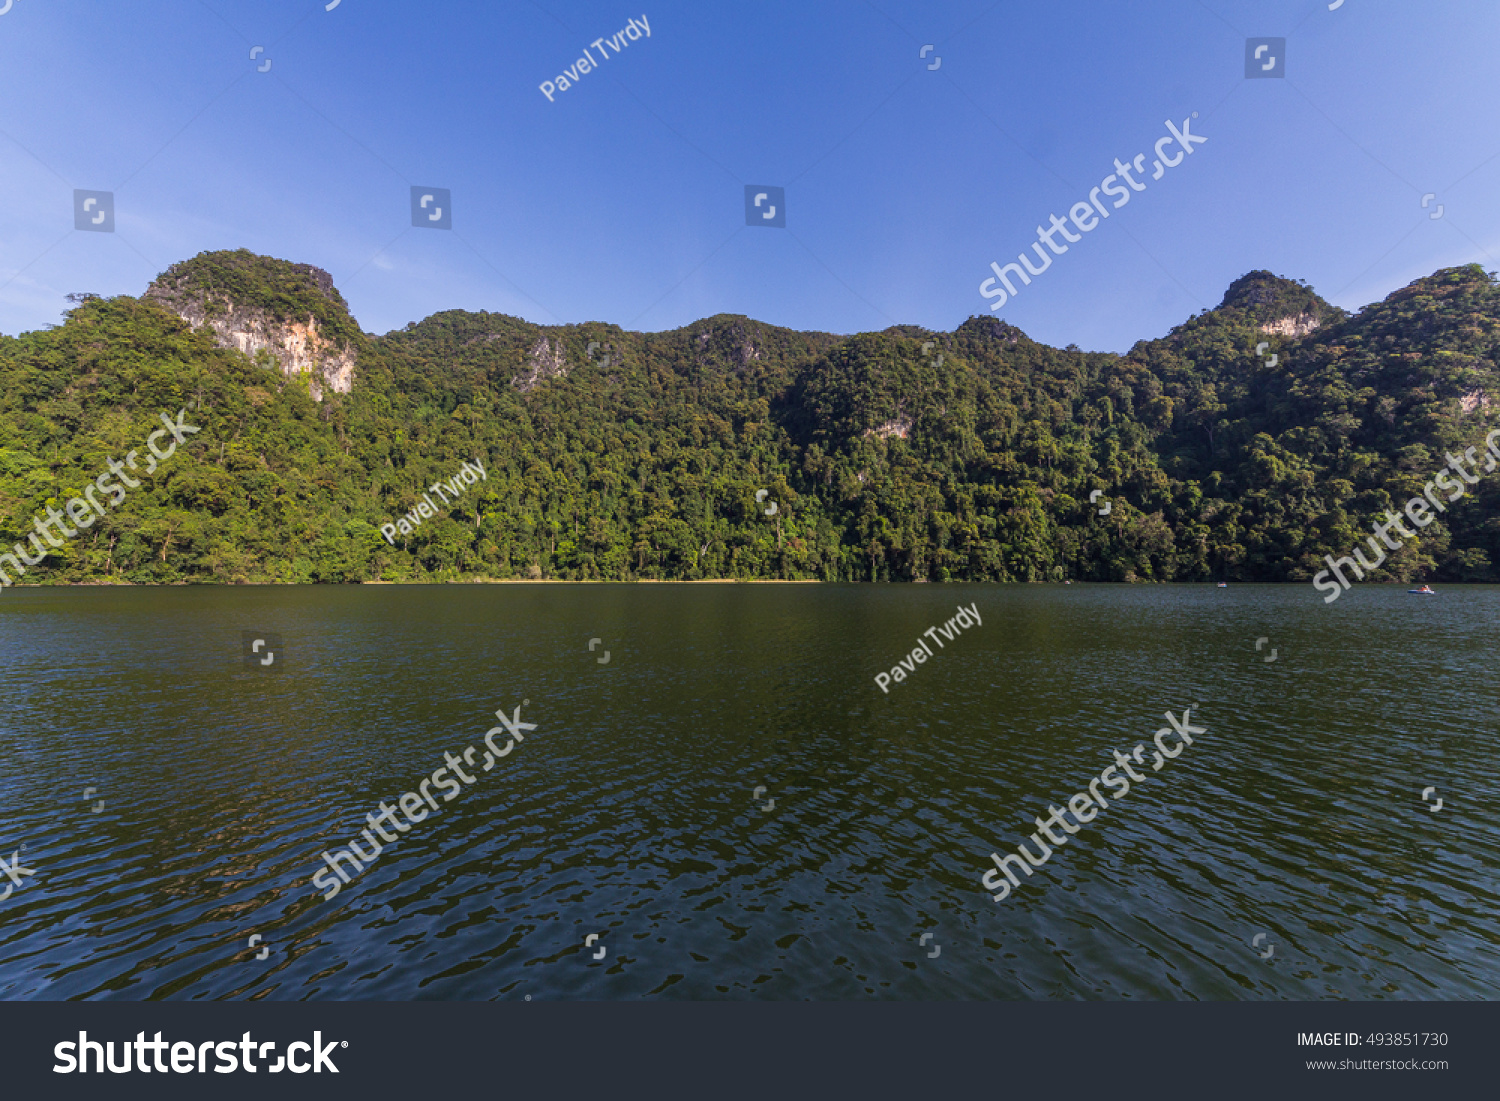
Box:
[865,416,912,440]
[513,335,570,392]
[145,256,358,401]
[180,305,354,400]
[1259,311,1322,338]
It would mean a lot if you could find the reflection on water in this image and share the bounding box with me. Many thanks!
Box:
[0,583,1497,1000]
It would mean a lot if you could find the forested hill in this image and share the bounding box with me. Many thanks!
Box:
[2,249,1498,584]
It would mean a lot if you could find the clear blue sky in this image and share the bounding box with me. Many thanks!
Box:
[0,0,1497,351]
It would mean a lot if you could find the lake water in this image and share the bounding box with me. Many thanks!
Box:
[1,583,1496,1001]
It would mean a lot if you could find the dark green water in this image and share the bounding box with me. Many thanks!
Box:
[0,583,1496,1000]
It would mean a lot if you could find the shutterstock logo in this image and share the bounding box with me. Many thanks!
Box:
[54,1031,345,1074]
[978,116,1207,312]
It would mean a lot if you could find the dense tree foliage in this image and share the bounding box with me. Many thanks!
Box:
[2,251,1498,584]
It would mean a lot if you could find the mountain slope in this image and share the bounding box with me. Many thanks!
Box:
[1,250,1496,584]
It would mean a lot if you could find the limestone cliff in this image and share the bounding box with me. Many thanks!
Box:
[512,334,570,392]
[145,250,360,400]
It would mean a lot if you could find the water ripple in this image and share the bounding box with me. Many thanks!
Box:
[0,583,1497,1000]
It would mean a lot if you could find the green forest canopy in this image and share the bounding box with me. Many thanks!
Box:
[2,249,1498,584]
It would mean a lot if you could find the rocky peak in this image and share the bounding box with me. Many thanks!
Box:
[1217,270,1334,332]
[957,314,1026,345]
[145,249,360,400]
[690,315,771,371]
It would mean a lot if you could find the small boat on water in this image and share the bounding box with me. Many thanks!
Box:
[1216,582,1227,588]
[1409,585,1436,595]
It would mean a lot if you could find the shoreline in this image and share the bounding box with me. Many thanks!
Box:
[3,577,828,587]
[1,578,1471,588]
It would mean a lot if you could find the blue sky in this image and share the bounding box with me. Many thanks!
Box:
[0,0,1497,352]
